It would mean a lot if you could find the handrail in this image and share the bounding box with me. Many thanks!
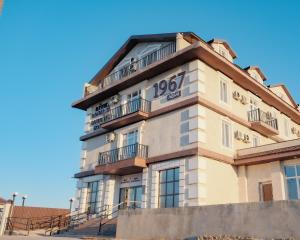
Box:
[98,143,148,165]
[102,97,151,124]
[99,43,176,90]
[248,108,278,130]
[98,201,142,234]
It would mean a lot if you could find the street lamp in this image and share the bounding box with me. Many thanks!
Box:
[22,195,27,206]
[12,192,18,204]
[69,198,74,212]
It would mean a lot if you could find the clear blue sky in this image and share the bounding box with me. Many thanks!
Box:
[0,0,300,208]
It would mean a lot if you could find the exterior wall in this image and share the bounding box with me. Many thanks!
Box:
[0,202,11,236]
[74,38,300,213]
[245,161,286,202]
[117,201,300,240]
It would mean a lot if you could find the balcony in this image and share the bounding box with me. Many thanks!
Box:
[95,143,148,175]
[101,98,151,130]
[247,109,279,136]
[100,43,176,90]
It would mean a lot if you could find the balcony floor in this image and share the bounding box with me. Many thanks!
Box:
[94,157,147,175]
[250,121,279,136]
[101,111,149,130]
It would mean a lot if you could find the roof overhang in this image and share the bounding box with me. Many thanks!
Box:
[244,66,267,81]
[89,32,201,86]
[72,41,300,125]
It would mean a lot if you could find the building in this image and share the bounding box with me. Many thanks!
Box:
[72,32,300,214]
[0,197,12,236]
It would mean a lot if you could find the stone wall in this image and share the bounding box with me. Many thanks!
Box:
[116,201,300,240]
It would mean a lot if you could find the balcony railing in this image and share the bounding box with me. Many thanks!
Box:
[102,98,151,124]
[248,108,278,130]
[100,42,176,89]
[98,143,148,165]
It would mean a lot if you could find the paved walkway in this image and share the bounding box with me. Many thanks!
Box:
[0,237,81,240]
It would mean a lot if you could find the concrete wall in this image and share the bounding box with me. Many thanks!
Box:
[117,201,300,240]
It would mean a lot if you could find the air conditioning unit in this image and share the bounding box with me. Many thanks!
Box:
[240,95,248,105]
[106,132,116,143]
[232,91,241,100]
[291,127,297,134]
[234,131,243,140]
[129,58,137,72]
[266,111,272,119]
[243,134,251,143]
[110,95,120,105]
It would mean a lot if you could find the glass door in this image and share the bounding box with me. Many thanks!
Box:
[86,181,98,214]
[122,130,138,158]
[127,90,141,113]
[119,186,142,209]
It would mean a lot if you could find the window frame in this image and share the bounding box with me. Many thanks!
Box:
[158,168,180,208]
[284,165,300,200]
[221,119,232,149]
[219,77,230,105]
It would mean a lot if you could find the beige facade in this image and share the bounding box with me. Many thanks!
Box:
[72,32,300,214]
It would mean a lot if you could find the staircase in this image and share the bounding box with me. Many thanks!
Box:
[60,216,117,238]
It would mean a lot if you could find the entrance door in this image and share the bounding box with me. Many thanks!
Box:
[119,186,142,209]
[260,182,273,201]
[86,181,98,214]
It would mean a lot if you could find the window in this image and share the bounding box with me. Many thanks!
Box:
[159,168,180,208]
[123,130,138,146]
[284,118,290,137]
[252,135,260,147]
[284,165,300,200]
[86,181,99,214]
[220,79,229,104]
[222,120,232,148]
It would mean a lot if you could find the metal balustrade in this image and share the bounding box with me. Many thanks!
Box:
[102,98,151,123]
[98,143,148,165]
[248,108,278,130]
[100,42,176,89]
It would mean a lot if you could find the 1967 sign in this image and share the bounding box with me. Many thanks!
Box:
[153,71,185,101]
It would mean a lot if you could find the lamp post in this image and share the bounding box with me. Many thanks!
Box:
[22,195,27,206]
[69,198,74,212]
[12,192,18,205]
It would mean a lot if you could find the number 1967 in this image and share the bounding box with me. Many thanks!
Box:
[153,71,185,98]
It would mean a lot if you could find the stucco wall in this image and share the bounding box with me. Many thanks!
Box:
[117,201,300,240]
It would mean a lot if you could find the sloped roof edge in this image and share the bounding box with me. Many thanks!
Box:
[207,38,237,59]
[244,66,267,81]
[268,84,298,108]
[89,32,201,86]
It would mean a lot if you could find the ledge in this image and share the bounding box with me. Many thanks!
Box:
[94,157,147,175]
[250,121,279,136]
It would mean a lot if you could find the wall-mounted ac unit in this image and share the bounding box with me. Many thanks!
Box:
[129,58,137,72]
[106,132,116,143]
[291,127,297,134]
[232,91,241,100]
[266,111,273,119]
[110,95,120,105]
[234,131,243,140]
[240,95,248,105]
[243,134,251,143]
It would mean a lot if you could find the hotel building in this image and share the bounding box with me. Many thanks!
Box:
[72,32,300,214]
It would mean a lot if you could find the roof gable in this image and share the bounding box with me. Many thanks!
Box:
[268,84,297,108]
[207,38,237,59]
[244,66,267,82]
[89,32,200,86]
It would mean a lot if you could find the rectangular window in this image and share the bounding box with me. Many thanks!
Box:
[220,79,229,104]
[284,165,300,200]
[222,120,232,148]
[159,168,180,208]
[252,135,259,147]
[86,181,99,214]
[284,119,290,137]
[123,130,138,146]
